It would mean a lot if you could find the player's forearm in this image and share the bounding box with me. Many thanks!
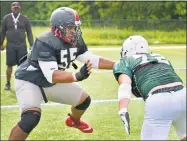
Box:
[26,21,34,46]
[52,70,76,83]
[119,98,130,110]
[98,57,115,69]
[118,74,132,110]
[27,32,34,46]
[1,19,7,45]
[0,19,6,46]
[0,31,6,45]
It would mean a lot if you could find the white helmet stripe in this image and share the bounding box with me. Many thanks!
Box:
[72,9,81,26]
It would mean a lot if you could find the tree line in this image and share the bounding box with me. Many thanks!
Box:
[0,1,186,21]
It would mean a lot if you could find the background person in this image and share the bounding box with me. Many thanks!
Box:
[0,1,34,90]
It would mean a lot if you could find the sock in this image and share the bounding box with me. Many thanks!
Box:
[68,113,80,124]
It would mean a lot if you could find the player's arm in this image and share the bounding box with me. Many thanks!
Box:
[76,51,115,69]
[25,17,34,48]
[117,74,132,135]
[98,57,115,69]
[0,16,7,49]
[35,38,92,83]
[76,37,115,69]
[38,60,92,83]
[118,74,132,110]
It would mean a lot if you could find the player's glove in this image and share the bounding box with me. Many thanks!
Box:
[75,63,90,81]
[119,109,130,135]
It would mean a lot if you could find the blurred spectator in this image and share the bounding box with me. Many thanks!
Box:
[0,1,34,90]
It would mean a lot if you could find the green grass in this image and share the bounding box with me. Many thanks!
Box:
[82,28,186,45]
[1,47,186,140]
[1,103,179,140]
[1,27,186,46]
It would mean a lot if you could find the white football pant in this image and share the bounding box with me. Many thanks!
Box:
[14,79,85,112]
[141,88,186,140]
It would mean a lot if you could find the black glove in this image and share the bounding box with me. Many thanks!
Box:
[119,110,130,135]
[75,63,90,81]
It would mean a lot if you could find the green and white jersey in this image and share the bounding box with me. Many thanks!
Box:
[113,53,183,100]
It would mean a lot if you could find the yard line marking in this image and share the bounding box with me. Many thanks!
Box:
[91,68,186,73]
[0,46,186,53]
[1,98,143,109]
[89,46,186,51]
[0,68,186,77]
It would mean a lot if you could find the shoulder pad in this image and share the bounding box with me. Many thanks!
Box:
[37,31,63,50]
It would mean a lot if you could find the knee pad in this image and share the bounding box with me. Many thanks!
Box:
[18,110,41,134]
[75,95,91,110]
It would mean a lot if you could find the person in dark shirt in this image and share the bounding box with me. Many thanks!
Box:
[8,7,115,140]
[0,2,34,90]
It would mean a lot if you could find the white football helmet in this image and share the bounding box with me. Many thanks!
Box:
[120,35,149,58]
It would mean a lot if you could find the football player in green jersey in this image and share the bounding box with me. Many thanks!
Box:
[113,35,186,140]
[8,7,115,140]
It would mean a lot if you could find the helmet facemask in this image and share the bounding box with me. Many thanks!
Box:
[120,47,130,58]
[51,24,82,46]
[50,7,82,46]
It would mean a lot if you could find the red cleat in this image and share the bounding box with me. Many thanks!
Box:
[65,114,93,133]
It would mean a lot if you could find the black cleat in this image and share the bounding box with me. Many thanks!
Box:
[4,82,11,90]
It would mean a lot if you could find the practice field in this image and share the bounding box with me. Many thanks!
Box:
[1,46,186,140]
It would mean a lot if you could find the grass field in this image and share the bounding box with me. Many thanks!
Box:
[1,27,186,46]
[1,46,186,140]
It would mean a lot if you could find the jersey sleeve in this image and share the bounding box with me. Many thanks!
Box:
[30,39,57,62]
[113,58,132,81]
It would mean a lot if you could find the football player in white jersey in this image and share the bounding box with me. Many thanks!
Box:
[113,35,186,140]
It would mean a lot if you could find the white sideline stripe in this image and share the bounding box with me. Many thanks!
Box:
[92,68,186,72]
[0,68,186,77]
[0,46,186,53]
[89,46,186,51]
[1,98,143,109]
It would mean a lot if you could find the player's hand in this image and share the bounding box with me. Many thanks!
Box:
[119,109,130,135]
[0,45,4,51]
[75,60,92,81]
[29,46,32,50]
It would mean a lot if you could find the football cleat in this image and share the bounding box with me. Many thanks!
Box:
[4,82,11,90]
[65,113,93,133]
